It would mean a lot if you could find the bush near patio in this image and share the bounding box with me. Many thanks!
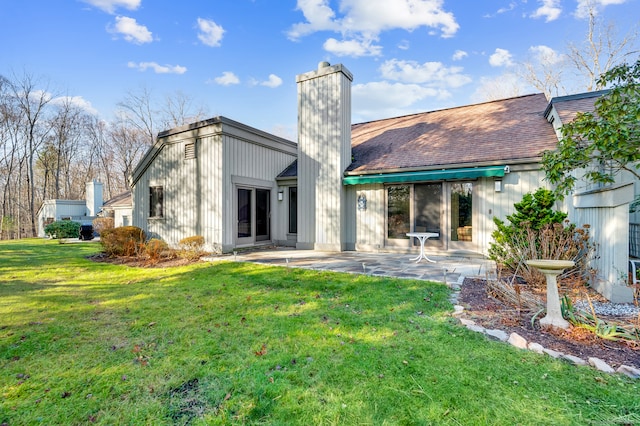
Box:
[488,188,596,288]
[44,220,81,239]
[1,239,638,425]
[99,226,147,257]
[177,235,206,260]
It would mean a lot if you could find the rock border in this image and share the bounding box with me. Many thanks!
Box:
[449,277,640,380]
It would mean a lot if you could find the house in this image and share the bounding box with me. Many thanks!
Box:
[37,180,103,237]
[100,191,133,228]
[130,62,636,302]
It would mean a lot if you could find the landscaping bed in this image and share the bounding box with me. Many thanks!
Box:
[458,278,640,369]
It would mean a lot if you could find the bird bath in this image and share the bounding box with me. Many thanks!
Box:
[526,259,575,330]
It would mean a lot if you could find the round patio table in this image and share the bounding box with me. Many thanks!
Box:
[406,232,439,263]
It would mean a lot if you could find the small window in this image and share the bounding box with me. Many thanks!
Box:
[150,186,164,218]
[185,142,196,160]
[288,187,297,234]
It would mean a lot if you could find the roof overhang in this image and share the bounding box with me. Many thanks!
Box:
[342,165,506,185]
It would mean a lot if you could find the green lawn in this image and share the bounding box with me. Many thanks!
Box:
[1,239,638,425]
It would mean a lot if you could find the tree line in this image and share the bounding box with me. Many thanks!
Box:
[0,73,206,239]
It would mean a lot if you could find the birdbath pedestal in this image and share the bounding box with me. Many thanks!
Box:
[526,259,575,330]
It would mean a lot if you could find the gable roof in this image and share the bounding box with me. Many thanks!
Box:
[103,191,132,208]
[544,89,608,124]
[347,93,558,175]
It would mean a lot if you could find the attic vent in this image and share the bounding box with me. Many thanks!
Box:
[184,142,196,160]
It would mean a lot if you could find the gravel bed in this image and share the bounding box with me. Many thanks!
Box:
[574,300,640,317]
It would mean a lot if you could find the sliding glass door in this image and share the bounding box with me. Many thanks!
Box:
[385,181,474,249]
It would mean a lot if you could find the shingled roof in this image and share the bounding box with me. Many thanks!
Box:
[544,89,607,125]
[347,93,559,174]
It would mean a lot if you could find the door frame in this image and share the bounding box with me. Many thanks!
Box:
[234,184,272,247]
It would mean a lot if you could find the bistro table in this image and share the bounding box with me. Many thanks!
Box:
[406,232,439,263]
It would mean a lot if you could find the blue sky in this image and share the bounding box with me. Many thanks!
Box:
[1,0,638,140]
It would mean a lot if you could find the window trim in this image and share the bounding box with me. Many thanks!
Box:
[149,186,164,218]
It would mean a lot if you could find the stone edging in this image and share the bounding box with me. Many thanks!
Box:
[448,278,640,380]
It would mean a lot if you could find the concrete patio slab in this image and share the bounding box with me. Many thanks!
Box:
[206,247,495,287]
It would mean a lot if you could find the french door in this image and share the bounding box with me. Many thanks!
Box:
[236,187,270,246]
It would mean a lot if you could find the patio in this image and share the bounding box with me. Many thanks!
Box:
[208,247,495,288]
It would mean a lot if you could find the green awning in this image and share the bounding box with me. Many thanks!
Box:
[343,165,506,185]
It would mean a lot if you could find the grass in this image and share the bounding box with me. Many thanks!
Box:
[1,239,639,425]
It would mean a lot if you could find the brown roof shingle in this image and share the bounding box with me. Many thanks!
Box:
[348,93,559,173]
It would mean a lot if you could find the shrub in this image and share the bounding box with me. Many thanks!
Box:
[44,220,81,239]
[92,217,114,234]
[489,188,595,287]
[144,238,172,263]
[177,235,206,260]
[100,226,146,257]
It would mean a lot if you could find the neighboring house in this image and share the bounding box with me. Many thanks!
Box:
[100,191,133,228]
[130,62,636,302]
[37,180,104,237]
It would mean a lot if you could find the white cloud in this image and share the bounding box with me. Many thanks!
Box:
[110,16,153,44]
[471,73,527,103]
[398,40,410,50]
[529,45,565,66]
[489,48,514,67]
[452,50,468,61]
[323,38,382,57]
[51,95,99,115]
[81,0,140,14]
[531,0,562,22]
[212,71,240,86]
[352,81,445,121]
[380,59,471,88]
[288,0,459,57]
[260,74,283,88]
[575,0,628,18]
[127,62,187,74]
[197,18,225,47]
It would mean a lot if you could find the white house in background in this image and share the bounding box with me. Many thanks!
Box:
[37,180,103,237]
[100,191,133,228]
[130,62,636,302]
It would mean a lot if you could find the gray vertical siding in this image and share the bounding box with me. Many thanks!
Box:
[296,63,352,250]
[131,118,296,252]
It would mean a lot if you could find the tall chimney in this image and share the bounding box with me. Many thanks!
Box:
[86,180,104,217]
[296,62,353,251]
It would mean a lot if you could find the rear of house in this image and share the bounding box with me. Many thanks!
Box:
[130,117,297,253]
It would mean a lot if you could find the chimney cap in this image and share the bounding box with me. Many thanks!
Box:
[318,61,331,70]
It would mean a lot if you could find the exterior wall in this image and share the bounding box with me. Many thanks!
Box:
[222,131,297,251]
[113,206,132,228]
[349,165,553,256]
[478,165,555,256]
[131,118,296,252]
[571,183,635,303]
[296,62,353,251]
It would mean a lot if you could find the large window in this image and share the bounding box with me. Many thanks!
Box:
[451,183,473,242]
[387,186,410,239]
[289,187,297,234]
[414,183,441,234]
[149,186,163,218]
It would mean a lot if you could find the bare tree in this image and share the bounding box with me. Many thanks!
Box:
[160,90,209,130]
[566,4,639,91]
[108,118,148,189]
[519,1,638,97]
[8,71,55,237]
[117,86,158,147]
